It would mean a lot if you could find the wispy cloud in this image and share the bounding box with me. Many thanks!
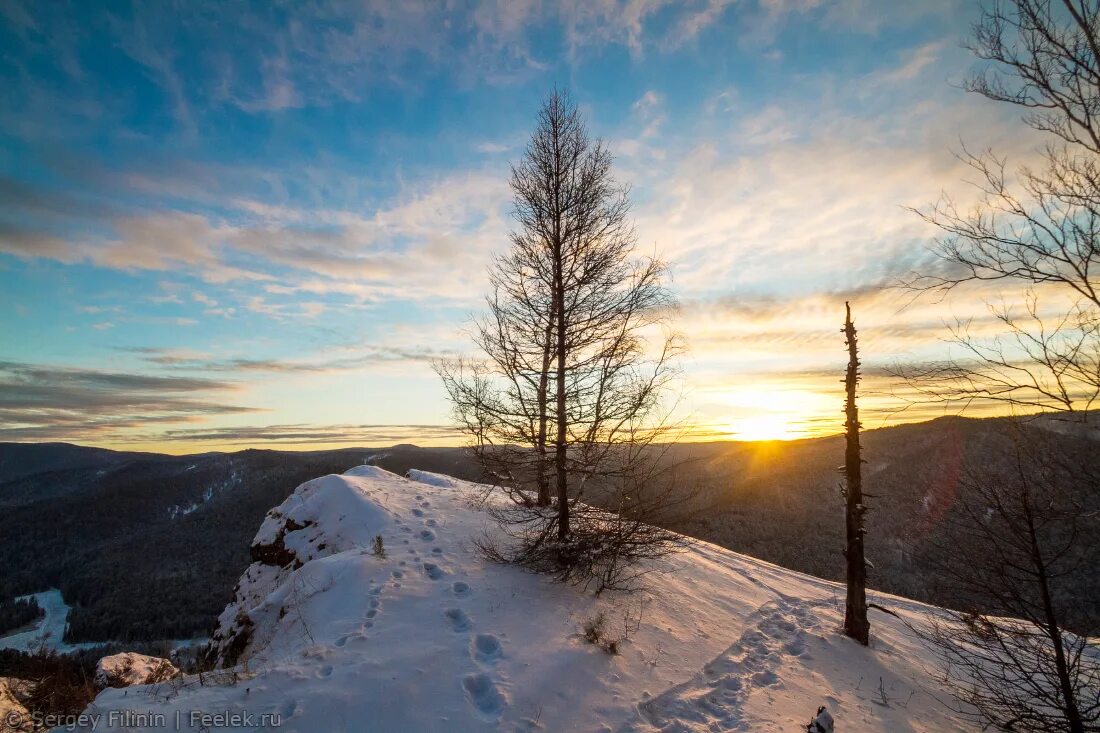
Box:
[140,422,460,446]
[126,344,454,373]
[0,360,258,442]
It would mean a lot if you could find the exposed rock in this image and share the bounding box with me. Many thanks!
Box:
[249,515,311,568]
[0,677,32,732]
[93,653,179,689]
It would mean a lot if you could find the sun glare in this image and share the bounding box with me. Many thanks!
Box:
[703,387,837,442]
[728,413,799,441]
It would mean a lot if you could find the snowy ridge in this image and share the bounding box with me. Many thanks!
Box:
[83,465,976,732]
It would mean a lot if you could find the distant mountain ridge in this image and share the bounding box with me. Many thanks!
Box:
[1,413,1096,645]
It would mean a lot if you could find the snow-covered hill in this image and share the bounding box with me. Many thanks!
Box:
[79,465,975,732]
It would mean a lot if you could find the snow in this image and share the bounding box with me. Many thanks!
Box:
[76,465,978,732]
[404,469,462,488]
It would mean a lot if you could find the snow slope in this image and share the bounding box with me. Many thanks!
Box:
[78,465,975,732]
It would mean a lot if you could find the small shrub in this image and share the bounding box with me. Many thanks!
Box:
[371,535,386,559]
[581,612,620,655]
[582,612,606,644]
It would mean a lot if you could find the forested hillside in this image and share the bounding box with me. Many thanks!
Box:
[0,444,477,643]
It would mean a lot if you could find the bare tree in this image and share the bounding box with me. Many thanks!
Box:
[842,303,869,646]
[902,0,1100,419]
[920,426,1099,732]
[899,2,1100,729]
[438,90,686,591]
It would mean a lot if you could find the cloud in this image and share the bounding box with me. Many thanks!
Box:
[475,141,512,154]
[137,422,460,446]
[0,164,512,302]
[127,343,454,373]
[0,224,81,262]
[0,360,259,442]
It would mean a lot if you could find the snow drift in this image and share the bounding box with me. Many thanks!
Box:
[80,465,976,732]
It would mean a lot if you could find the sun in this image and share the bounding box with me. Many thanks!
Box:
[702,386,836,442]
[727,413,798,441]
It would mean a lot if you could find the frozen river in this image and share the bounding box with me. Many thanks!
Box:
[0,590,206,654]
[0,589,86,652]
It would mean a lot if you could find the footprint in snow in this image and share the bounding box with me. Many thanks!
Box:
[462,672,505,719]
[432,547,444,555]
[444,608,471,632]
[472,633,503,663]
[334,630,368,648]
[751,670,780,687]
[318,665,334,679]
[419,529,436,541]
[411,508,425,517]
[425,518,437,527]
[452,581,470,596]
[423,562,445,580]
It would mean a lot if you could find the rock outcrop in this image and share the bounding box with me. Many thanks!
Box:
[0,677,32,732]
[93,653,179,689]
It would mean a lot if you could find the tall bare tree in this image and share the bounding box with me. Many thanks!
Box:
[438,90,684,591]
[900,1,1100,729]
[842,303,869,646]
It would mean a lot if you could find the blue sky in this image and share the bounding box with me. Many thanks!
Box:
[0,0,1042,450]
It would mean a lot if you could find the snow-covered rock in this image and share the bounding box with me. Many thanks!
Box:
[80,465,980,732]
[807,705,835,732]
[94,653,179,689]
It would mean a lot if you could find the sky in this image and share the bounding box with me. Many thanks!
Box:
[0,0,1048,452]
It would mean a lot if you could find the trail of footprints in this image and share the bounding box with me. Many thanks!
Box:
[632,597,827,732]
[323,486,507,721]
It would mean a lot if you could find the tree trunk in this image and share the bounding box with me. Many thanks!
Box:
[552,110,569,542]
[536,308,555,507]
[554,286,568,540]
[843,302,869,645]
[1024,491,1085,733]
